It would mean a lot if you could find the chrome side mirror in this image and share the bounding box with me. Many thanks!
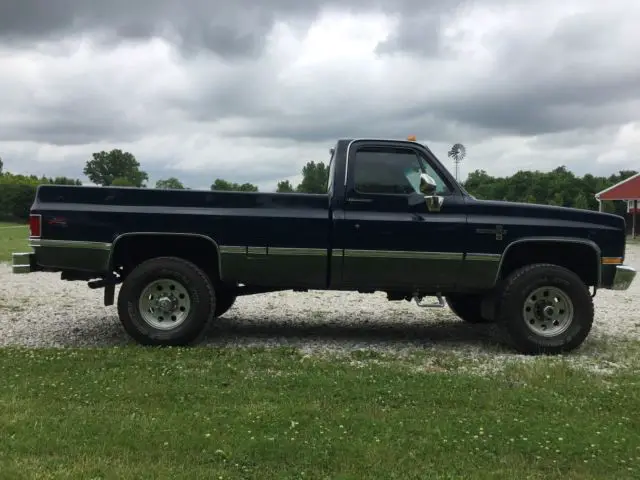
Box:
[419,173,437,195]
[419,173,444,212]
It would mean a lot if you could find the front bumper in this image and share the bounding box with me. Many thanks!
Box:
[12,252,34,274]
[610,265,637,291]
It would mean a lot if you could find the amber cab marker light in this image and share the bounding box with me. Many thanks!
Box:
[407,135,417,141]
[601,257,623,265]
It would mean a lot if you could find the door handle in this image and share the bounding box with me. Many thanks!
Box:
[346,197,373,203]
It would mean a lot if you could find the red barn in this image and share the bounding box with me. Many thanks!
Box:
[595,172,640,238]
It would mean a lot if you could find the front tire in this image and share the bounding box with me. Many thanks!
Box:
[117,256,216,346]
[497,263,593,355]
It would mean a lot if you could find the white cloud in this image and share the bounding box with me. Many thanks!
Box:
[1,0,639,190]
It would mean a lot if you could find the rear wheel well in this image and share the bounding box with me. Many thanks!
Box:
[498,241,599,286]
[110,235,221,282]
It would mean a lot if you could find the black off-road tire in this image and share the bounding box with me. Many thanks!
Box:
[446,294,492,324]
[497,263,594,355]
[117,256,216,346]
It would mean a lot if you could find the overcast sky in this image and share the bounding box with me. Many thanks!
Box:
[1,0,639,190]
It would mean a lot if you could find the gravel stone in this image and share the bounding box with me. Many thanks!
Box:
[1,244,639,364]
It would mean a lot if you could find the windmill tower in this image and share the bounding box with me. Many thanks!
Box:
[448,143,466,182]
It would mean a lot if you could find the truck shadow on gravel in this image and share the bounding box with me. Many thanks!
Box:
[69,314,508,351]
[203,316,504,350]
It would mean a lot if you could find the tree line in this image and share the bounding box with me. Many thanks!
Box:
[464,167,637,218]
[0,150,636,222]
[0,150,331,219]
[80,149,330,193]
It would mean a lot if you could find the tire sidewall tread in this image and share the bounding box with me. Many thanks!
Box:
[497,263,594,355]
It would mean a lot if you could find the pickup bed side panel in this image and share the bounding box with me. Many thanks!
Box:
[31,186,332,288]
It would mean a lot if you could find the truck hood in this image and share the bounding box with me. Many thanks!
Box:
[466,197,626,231]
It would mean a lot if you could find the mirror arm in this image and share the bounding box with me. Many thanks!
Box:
[425,194,444,212]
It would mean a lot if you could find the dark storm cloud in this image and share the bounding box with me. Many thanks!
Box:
[374,13,443,56]
[0,118,137,146]
[0,0,272,58]
[0,88,146,146]
[0,0,465,58]
[219,109,469,146]
[423,73,640,136]
[200,0,640,142]
[213,63,640,144]
[1,0,639,185]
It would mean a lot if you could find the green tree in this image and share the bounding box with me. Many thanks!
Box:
[50,176,82,185]
[0,170,82,219]
[296,161,329,193]
[156,177,185,189]
[0,156,3,175]
[276,180,295,193]
[83,149,148,187]
[210,179,258,192]
[462,166,638,219]
[600,201,616,214]
[574,192,589,210]
[550,192,565,207]
[111,177,136,187]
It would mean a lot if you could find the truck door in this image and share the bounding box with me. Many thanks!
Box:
[335,140,468,291]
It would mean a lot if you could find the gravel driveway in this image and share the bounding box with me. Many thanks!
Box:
[1,244,639,362]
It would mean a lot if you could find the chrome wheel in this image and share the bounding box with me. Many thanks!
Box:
[138,278,191,330]
[522,286,574,337]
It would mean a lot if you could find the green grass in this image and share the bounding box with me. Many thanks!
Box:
[0,347,639,479]
[0,221,29,263]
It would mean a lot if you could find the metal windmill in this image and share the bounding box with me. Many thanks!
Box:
[447,143,466,181]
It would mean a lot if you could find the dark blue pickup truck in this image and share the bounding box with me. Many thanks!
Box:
[12,137,636,354]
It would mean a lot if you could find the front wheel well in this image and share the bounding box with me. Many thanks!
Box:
[110,234,222,282]
[498,241,600,287]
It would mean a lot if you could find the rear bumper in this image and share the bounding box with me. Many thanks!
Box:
[12,252,35,274]
[610,265,636,291]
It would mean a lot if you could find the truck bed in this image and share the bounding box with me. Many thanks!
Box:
[34,185,332,249]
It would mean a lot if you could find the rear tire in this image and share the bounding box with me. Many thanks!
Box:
[446,294,492,324]
[117,256,216,346]
[497,263,593,355]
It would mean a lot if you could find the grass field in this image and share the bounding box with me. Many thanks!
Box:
[0,347,639,479]
[0,221,29,263]
[1,223,640,478]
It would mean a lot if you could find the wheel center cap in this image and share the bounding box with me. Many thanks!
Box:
[157,296,175,312]
[543,305,555,318]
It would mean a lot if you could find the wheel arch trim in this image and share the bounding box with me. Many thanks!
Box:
[494,236,602,287]
[108,232,223,278]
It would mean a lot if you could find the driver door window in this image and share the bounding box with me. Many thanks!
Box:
[352,147,451,196]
